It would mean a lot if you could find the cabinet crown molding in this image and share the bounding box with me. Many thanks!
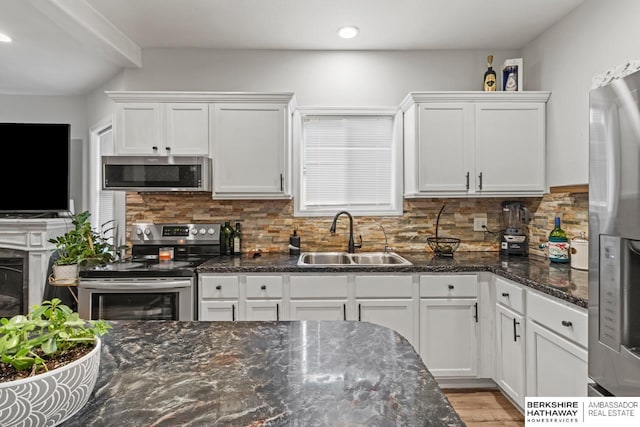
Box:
[106,91,296,106]
[400,91,551,112]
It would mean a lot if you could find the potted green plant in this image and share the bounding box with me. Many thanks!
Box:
[0,298,111,427]
[48,211,115,283]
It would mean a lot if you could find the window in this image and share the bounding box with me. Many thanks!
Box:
[293,108,403,216]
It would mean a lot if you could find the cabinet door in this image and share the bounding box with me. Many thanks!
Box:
[417,103,474,194]
[114,103,163,155]
[419,298,478,377]
[165,103,209,155]
[526,320,588,397]
[495,303,526,408]
[245,301,281,321]
[200,301,238,321]
[475,102,545,193]
[357,299,416,346]
[289,300,347,321]
[212,103,286,196]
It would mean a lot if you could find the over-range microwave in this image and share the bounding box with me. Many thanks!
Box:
[102,156,211,191]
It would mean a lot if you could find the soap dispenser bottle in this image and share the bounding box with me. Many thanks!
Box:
[289,229,301,255]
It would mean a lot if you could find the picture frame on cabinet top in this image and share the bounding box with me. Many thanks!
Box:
[502,58,523,91]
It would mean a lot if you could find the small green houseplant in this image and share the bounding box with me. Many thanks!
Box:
[0,299,111,426]
[48,211,115,282]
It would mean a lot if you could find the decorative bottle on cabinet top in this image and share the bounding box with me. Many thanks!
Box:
[483,55,497,92]
[548,216,569,263]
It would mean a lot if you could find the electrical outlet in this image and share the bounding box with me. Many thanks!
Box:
[474,216,488,232]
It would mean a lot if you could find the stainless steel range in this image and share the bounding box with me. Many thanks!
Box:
[78,223,221,321]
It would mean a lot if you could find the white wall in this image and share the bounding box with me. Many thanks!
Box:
[522,0,640,187]
[0,94,87,212]
[122,48,520,106]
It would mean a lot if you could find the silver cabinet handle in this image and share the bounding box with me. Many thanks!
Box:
[513,318,520,341]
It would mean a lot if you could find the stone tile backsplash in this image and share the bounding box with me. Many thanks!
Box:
[126,191,588,257]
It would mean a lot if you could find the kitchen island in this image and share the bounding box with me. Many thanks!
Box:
[62,320,465,426]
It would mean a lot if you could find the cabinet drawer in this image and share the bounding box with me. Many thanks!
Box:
[495,277,525,314]
[527,290,587,347]
[355,275,413,298]
[420,275,477,297]
[200,275,239,299]
[246,276,283,298]
[290,275,348,298]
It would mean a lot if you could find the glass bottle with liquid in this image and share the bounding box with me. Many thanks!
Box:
[221,221,234,255]
[548,216,569,263]
[483,54,497,91]
[232,222,242,256]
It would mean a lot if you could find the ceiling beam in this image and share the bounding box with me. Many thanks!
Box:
[29,0,142,68]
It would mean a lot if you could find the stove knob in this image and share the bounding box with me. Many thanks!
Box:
[135,228,143,236]
[192,228,199,235]
[199,228,207,235]
[207,228,215,235]
[144,228,151,236]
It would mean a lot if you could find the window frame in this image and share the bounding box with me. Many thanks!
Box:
[292,107,404,217]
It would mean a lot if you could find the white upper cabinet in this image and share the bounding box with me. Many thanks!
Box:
[109,93,210,156]
[211,101,291,199]
[401,92,550,198]
[165,103,209,155]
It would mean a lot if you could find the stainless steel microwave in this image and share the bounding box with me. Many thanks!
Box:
[102,156,211,191]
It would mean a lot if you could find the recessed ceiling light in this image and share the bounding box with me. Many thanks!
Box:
[0,33,12,43]
[337,26,359,39]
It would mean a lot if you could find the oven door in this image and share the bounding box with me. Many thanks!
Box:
[78,278,193,321]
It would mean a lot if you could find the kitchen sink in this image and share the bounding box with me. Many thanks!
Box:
[297,252,412,266]
[298,252,352,265]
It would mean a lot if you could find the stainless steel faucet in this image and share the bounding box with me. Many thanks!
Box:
[379,224,392,253]
[329,211,362,253]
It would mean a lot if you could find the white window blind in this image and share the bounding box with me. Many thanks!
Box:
[296,112,402,216]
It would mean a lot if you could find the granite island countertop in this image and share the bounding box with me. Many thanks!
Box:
[62,320,464,427]
[197,251,588,308]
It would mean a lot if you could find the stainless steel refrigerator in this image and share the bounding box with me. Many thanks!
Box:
[588,65,640,396]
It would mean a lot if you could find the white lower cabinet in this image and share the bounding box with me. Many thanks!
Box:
[526,290,588,398]
[244,275,284,321]
[196,270,587,401]
[494,276,527,408]
[354,275,416,347]
[495,303,526,408]
[199,275,240,321]
[419,275,479,378]
[289,275,349,321]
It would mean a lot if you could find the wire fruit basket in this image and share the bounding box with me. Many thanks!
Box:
[427,237,461,256]
[427,205,461,257]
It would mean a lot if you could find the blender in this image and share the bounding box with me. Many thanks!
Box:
[500,201,530,256]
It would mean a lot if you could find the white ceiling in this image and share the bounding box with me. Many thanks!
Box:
[0,0,584,96]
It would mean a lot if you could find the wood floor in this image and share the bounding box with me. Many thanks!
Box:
[442,389,524,427]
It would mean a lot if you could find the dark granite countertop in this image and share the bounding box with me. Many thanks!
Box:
[198,251,588,309]
[62,321,465,427]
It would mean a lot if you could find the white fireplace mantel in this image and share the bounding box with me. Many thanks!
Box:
[0,218,72,310]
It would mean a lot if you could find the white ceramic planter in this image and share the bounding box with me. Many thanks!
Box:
[51,264,79,284]
[0,337,101,427]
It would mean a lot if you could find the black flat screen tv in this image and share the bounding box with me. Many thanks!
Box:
[0,123,70,217]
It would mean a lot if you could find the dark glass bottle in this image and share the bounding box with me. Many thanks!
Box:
[232,222,242,256]
[548,216,569,263]
[483,54,497,91]
[221,221,234,255]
